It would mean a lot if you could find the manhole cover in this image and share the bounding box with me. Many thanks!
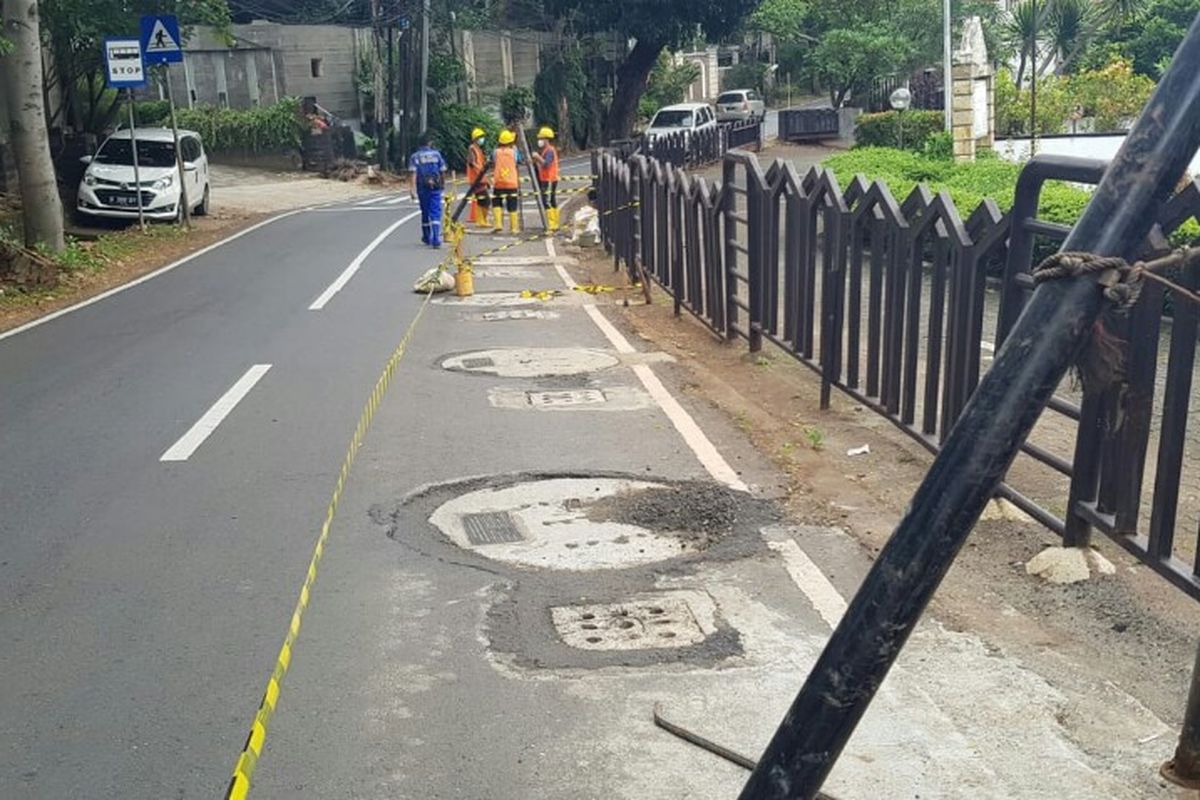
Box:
[432,292,533,307]
[428,478,694,570]
[481,310,558,322]
[441,349,620,378]
[462,511,524,545]
[551,591,716,651]
[528,390,606,407]
[487,386,654,412]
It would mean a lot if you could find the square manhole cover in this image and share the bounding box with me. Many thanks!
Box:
[527,390,607,407]
[551,593,713,651]
[461,357,496,369]
[462,511,524,545]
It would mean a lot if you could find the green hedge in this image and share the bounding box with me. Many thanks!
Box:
[854,110,945,153]
[170,98,306,154]
[822,147,1092,225]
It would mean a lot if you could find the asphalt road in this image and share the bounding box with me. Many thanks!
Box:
[0,150,1174,800]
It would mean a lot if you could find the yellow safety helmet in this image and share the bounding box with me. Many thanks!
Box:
[498,129,517,145]
[537,126,556,140]
[471,127,486,140]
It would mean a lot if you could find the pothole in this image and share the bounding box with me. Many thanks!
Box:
[551,591,717,651]
[440,348,619,378]
[428,478,698,570]
[478,309,559,322]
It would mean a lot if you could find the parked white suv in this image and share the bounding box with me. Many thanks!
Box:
[716,90,767,123]
[643,102,719,143]
[78,127,211,222]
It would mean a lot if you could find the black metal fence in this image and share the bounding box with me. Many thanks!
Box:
[595,147,1200,601]
[867,69,945,113]
[609,119,762,169]
[777,108,841,142]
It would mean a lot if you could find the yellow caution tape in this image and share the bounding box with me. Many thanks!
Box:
[224,288,435,800]
[573,284,616,294]
[519,289,563,301]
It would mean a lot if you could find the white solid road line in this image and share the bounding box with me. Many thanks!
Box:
[384,196,409,205]
[546,237,748,492]
[355,196,386,206]
[0,211,305,344]
[765,537,847,628]
[309,211,420,311]
[161,365,272,462]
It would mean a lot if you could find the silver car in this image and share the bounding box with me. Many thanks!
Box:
[716,90,766,123]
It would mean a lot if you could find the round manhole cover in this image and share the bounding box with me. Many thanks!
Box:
[428,478,696,570]
[441,348,619,378]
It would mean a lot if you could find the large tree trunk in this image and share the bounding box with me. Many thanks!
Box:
[2,0,66,252]
[604,38,664,143]
[0,74,17,196]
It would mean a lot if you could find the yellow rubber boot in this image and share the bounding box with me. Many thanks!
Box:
[510,212,521,235]
[548,207,560,232]
[492,207,504,232]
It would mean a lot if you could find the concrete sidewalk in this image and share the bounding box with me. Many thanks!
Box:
[249,230,1177,799]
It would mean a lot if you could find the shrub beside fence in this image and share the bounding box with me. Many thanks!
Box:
[594,146,1200,602]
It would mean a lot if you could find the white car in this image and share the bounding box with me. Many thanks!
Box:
[78,127,211,222]
[643,102,719,143]
[716,89,766,123]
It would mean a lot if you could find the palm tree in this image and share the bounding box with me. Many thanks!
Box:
[1101,0,1148,34]
[1002,0,1041,86]
[1046,0,1096,74]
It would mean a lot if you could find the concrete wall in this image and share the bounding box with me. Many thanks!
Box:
[144,22,364,120]
[459,30,555,101]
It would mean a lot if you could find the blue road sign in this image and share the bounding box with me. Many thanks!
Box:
[104,38,147,89]
[140,15,183,65]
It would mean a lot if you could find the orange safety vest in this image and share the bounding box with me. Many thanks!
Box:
[466,143,486,184]
[537,144,559,183]
[493,146,519,190]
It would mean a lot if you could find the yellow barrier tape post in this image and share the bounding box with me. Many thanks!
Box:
[224,289,436,800]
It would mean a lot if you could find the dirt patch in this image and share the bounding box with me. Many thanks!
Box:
[585,482,777,549]
[0,211,259,334]
[566,246,1200,730]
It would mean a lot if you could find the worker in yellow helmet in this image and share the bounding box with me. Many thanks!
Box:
[466,127,491,228]
[490,128,523,234]
[531,126,560,231]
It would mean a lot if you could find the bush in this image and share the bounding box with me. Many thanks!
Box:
[1066,58,1155,132]
[854,110,944,152]
[133,100,172,127]
[822,146,1091,225]
[173,98,306,154]
[638,52,702,123]
[427,103,502,171]
[500,85,534,125]
[723,61,769,94]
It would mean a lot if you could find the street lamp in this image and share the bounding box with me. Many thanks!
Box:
[890,86,912,150]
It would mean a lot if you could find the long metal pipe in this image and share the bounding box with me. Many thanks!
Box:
[737,14,1200,800]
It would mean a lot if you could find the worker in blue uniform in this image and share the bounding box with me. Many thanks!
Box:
[408,132,448,248]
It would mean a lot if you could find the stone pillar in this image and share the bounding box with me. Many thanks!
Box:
[951,15,994,163]
[951,63,975,162]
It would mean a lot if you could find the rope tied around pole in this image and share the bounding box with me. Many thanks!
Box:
[1032,245,1200,391]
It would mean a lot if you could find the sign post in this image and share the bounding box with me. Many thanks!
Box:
[140,15,189,227]
[104,38,147,230]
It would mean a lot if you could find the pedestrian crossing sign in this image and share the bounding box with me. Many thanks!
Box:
[140,15,183,65]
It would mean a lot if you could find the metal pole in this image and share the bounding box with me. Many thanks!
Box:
[1030,0,1038,155]
[1163,641,1200,789]
[943,0,952,132]
[164,70,190,228]
[419,0,431,133]
[387,17,396,170]
[737,17,1200,800]
[127,89,146,231]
